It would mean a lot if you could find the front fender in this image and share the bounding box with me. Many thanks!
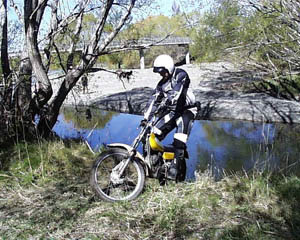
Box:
[106,143,151,176]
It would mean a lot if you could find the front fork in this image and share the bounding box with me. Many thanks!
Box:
[110,149,137,184]
[110,124,150,184]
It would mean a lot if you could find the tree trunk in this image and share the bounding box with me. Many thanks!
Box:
[14,50,33,123]
[0,0,11,82]
[37,70,82,137]
[25,0,52,108]
[21,0,53,137]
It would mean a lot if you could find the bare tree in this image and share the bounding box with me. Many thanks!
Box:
[0,0,153,140]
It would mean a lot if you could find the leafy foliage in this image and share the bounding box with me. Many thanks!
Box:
[189,0,300,100]
[100,14,189,69]
[191,1,251,62]
[244,0,300,100]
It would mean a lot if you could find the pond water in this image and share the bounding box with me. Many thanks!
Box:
[53,107,300,180]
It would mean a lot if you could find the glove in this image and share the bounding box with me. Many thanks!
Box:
[157,98,171,113]
[139,119,147,127]
[162,98,171,106]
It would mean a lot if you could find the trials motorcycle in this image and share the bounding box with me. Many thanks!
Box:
[90,103,200,202]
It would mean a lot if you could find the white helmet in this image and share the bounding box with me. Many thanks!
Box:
[153,54,175,75]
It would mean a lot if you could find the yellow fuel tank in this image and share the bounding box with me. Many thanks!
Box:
[149,133,164,152]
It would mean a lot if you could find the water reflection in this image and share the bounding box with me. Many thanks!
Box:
[53,107,300,180]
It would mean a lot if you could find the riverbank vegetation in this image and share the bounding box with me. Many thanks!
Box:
[0,139,299,239]
[191,0,300,102]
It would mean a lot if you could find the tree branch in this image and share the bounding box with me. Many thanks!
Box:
[66,10,84,70]
[9,0,22,22]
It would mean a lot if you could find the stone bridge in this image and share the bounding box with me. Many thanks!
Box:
[108,37,192,69]
[8,36,192,69]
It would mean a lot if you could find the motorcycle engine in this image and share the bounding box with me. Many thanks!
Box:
[149,152,163,177]
[150,152,161,167]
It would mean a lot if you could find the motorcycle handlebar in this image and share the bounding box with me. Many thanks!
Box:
[140,101,201,129]
[156,101,201,114]
[184,101,201,111]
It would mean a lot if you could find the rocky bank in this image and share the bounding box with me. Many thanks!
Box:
[56,62,300,124]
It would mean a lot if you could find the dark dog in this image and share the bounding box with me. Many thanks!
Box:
[116,70,133,83]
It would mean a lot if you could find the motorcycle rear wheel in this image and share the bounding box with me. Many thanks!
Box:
[90,148,145,202]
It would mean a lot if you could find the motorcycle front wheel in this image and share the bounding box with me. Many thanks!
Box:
[90,148,145,202]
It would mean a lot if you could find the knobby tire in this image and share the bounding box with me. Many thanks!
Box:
[90,148,145,202]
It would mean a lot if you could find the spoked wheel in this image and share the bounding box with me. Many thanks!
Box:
[90,148,145,202]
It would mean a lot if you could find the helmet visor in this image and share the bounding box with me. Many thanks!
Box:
[153,67,168,74]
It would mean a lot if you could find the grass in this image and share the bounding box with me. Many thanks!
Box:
[0,139,299,239]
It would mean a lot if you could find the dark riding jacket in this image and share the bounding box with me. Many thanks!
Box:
[144,68,196,120]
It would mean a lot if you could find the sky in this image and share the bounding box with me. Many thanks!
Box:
[154,0,177,16]
[150,0,211,17]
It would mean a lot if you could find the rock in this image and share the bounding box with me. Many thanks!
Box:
[61,62,300,124]
[194,90,300,123]
[91,87,300,123]
[91,87,153,114]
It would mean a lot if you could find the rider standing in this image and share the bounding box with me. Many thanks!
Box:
[142,54,197,181]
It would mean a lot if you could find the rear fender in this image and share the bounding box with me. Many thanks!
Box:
[106,143,151,176]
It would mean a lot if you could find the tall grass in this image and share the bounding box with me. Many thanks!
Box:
[0,139,299,239]
[0,139,94,185]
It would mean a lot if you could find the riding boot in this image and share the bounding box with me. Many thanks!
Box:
[167,148,185,181]
[175,148,186,182]
[167,158,177,180]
